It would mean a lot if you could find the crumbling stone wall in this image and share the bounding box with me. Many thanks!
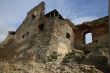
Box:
[0,2,75,63]
[74,16,109,53]
[47,18,74,59]
[74,24,92,52]
[14,2,45,43]
[0,2,53,62]
[0,1,109,64]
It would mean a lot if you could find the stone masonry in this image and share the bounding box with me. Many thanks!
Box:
[0,1,109,64]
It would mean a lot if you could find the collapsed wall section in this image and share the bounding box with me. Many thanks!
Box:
[74,16,109,53]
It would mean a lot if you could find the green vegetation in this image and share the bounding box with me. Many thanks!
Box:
[48,51,58,62]
[62,51,84,64]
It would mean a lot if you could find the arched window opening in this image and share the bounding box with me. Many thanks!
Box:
[85,32,93,44]
[66,33,71,39]
[38,24,44,31]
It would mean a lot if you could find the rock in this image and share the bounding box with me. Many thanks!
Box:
[62,49,85,65]
[82,48,109,73]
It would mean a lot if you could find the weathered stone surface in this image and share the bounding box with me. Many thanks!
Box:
[0,1,109,73]
[82,47,110,73]
[0,60,103,73]
[74,16,109,52]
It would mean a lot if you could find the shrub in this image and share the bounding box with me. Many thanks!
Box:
[48,51,58,62]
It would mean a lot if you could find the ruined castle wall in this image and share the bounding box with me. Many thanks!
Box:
[91,24,109,47]
[47,18,74,57]
[74,25,92,52]
[0,2,55,62]
[0,1,108,63]
[30,17,55,62]
[14,2,45,44]
[74,23,109,52]
[0,16,55,62]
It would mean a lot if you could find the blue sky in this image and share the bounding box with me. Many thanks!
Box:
[0,0,108,42]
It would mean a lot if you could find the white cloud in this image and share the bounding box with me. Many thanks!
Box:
[0,34,7,43]
[72,16,99,25]
[0,19,16,43]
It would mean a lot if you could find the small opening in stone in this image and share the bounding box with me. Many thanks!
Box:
[66,33,71,39]
[38,24,44,31]
[32,14,36,19]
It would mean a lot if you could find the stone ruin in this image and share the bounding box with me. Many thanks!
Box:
[0,2,109,73]
[0,2,110,73]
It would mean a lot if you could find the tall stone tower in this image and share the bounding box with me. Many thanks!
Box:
[0,2,74,63]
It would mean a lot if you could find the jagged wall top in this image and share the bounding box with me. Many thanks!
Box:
[27,1,45,16]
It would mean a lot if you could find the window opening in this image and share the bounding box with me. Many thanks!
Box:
[32,14,36,19]
[85,33,93,44]
[38,24,44,31]
[66,33,71,39]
